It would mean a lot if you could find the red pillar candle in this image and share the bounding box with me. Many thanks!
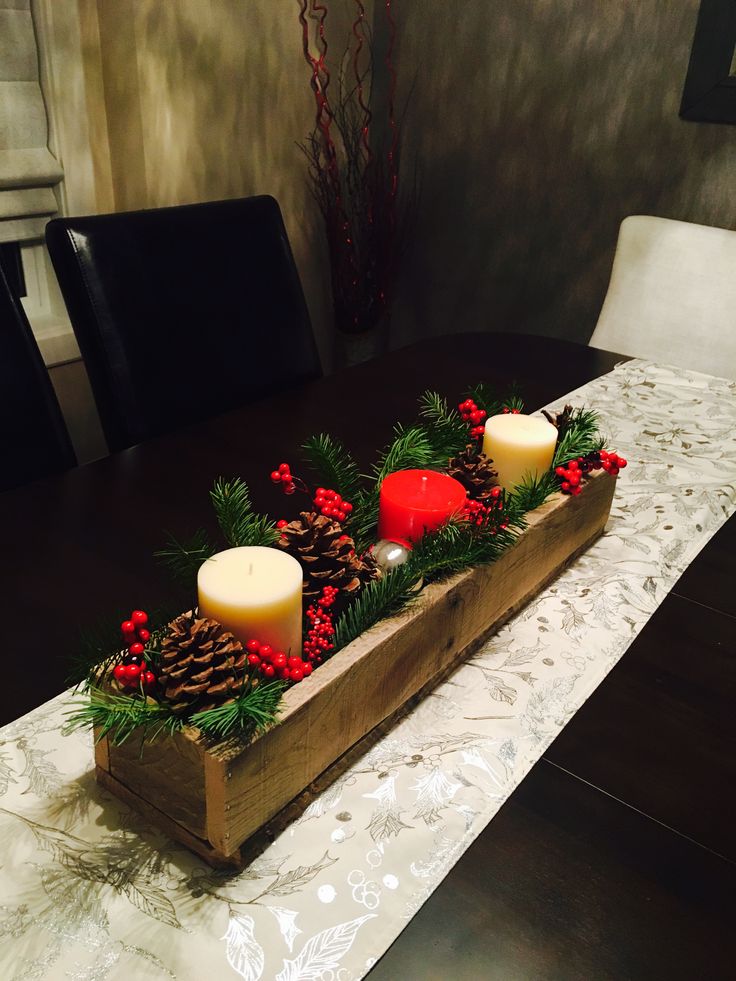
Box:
[378,469,467,548]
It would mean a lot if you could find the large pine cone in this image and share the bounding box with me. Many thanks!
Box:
[159,614,247,713]
[447,444,499,501]
[278,511,377,601]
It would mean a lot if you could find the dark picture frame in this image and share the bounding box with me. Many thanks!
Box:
[680,0,736,123]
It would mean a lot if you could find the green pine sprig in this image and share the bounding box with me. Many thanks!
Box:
[154,528,215,586]
[64,688,185,746]
[507,470,559,513]
[211,477,280,548]
[334,561,420,652]
[418,391,469,464]
[463,382,525,418]
[302,433,364,504]
[189,680,286,741]
[552,408,604,466]
[372,424,435,483]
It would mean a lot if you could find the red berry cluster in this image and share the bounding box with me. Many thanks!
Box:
[598,449,627,476]
[245,639,313,684]
[114,609,156,691]
[461,486,507,531]
[556,450,628,495]
[270,462,297,495]
[303,586,338,666]
[313,487,352,523]
[458,398,487,439]
[502,406,522,414]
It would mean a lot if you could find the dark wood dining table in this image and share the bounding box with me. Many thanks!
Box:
[2,333,734,979]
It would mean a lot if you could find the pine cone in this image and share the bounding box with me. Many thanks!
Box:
[159,614,247,713]
[447,444,499,501]
[542,404,573,439]
[278,511,378,601]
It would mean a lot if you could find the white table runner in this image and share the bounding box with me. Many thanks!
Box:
[2,360,735,981]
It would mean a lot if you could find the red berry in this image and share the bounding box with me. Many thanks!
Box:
[270,470,282,483]
[568,472,581,486]
[555,466,567,477]
[247,653,261,667]
[129,641,144,656]
[303,662,313,676]
[561,481,571,492]
[113,664,126,682]
[280,472,292,483]
[124,663,141,682]
[617,457,627,468]
[131,610,148,626]
[143,671,156,686]
[284,484,296,495]
[272,652,287,669]
[287,656,302,669]
[276,519,288,529]
[261,664,276,679]
[121,620,135,636]
[290,667,304,682]
[246,639,261,653]
[571,485,582,496]
[343,502,353,514]
[137,628,150,643]
[259,645,273,661]
[278,463,290,474]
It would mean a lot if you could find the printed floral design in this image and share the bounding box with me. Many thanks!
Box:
[0,360,734,979]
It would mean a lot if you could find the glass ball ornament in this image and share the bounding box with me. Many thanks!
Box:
[370,539,411,574]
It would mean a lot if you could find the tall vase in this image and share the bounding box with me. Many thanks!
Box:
[334,313,391,368]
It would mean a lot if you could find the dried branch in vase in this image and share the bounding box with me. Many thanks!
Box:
[297,0,416,335]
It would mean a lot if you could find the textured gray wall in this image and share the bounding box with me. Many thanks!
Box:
[390,0,736,348]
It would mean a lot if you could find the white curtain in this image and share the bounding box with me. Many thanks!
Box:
[0,0,63,243]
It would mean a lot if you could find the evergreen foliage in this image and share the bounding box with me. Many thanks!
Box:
[302,433,364,503]
[210,477,280,548]
[154,529,215,586]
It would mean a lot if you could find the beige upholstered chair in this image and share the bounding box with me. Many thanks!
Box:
[589,216,736,380]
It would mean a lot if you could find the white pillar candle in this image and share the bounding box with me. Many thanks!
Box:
[197,546,303,656]
[482,413,558,491]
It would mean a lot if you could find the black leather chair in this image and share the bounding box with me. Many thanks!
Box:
[46,195,322,452]
[0,262,76,492]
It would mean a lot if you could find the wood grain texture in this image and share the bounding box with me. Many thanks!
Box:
[99,725,209,839]
[367,759,736,981]
[544,590,736,859]
[99,469,615,860]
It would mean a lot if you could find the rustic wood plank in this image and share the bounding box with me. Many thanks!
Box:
[95,766,242,869]
[104,725,209,840]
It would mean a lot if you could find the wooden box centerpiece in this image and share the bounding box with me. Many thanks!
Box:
[94,470,615,868]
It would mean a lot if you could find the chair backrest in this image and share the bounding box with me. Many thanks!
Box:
[46,195,322,452]
[589,215,736,380]
[0,263,76,492]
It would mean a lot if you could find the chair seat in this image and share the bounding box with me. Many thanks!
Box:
[589,215,736,380]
